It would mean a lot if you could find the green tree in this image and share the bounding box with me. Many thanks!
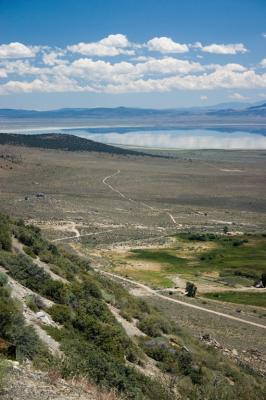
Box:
[186,282,197,297]
[223,225,229,234]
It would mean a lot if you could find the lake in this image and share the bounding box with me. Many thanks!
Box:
[1,123,266,150]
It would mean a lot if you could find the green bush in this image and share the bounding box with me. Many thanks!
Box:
[0,252,68,303]
[25,294,44,312]
[49,304,74,325]
[0,272,8,287]
[60,338,172,400]
[14,325,42,360]
[0,214,11,251]
[137,315,173,337]
[0,287,43,360]
[177,348,202,384]
[23,245,37,258]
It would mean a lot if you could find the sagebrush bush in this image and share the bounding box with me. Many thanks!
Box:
[0,214,11,251]
[25,294,44,312]
[0,287,44,360]
[0,272,8,287]
[137,314,173,337]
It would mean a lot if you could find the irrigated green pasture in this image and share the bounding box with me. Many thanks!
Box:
[121,234,266,293]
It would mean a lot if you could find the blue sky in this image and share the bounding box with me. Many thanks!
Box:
[0,0,265,109]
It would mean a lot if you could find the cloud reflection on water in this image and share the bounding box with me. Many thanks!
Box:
[78,129,266,150]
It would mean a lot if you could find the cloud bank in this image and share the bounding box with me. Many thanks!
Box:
[0,34,265,96]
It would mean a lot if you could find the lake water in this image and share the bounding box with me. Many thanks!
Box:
[61,127,266,150]
[2,123,266,150]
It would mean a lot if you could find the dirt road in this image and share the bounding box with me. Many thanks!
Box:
[102,169,181,227]
[99,270,266,330]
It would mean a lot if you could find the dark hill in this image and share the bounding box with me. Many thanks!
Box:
[0,132,150,156]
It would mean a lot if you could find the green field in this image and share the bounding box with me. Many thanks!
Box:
[194,235,266,278]
[126,234,266,291]
[131,249,187,271]
[119,269,174,288]
[202,291,266,308]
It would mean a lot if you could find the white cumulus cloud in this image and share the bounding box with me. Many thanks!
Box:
[42,50,67,66]
[146,37,189,53]
[0,35,265,96]
[67,34,134,56]
[260,58,266,68]
[0,42,39,58]
[194,42,248,55]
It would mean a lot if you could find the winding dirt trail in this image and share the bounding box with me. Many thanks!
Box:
[102,169,179,227]
[98,270,266,330]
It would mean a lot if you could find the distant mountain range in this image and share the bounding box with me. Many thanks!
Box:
[0,101,265,118]
[0,101,265,126]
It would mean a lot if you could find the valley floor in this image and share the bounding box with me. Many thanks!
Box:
[0,144,265,388]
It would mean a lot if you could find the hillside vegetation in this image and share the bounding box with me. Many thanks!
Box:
[0,213,265,399]
[0,133,149,156]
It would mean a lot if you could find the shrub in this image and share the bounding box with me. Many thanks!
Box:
[0,272,8,287]
[177,348,202,384]
[25,294,45,312]
[0,287,43,360]
[42,279,68,303]
[49,304,74,325]
[23,245,37,258]
[137,315,173,337]
[184,233,218,242]
[232,239,245,247]
[60,338,172,400]
[0,252,68,303]
[0,214,11,251]
[71,277,102,300]
[223,226,229,234]
[14,325,41,360]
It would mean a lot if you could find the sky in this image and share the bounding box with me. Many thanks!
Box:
[0,0,265,109]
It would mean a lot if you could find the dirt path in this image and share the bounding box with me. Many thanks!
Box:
[102,169,181,227]
[35,257,68,283]
[52,229,116,243]
[102,169,127,199]
[108,304,146,338]
[98,270,266,330]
